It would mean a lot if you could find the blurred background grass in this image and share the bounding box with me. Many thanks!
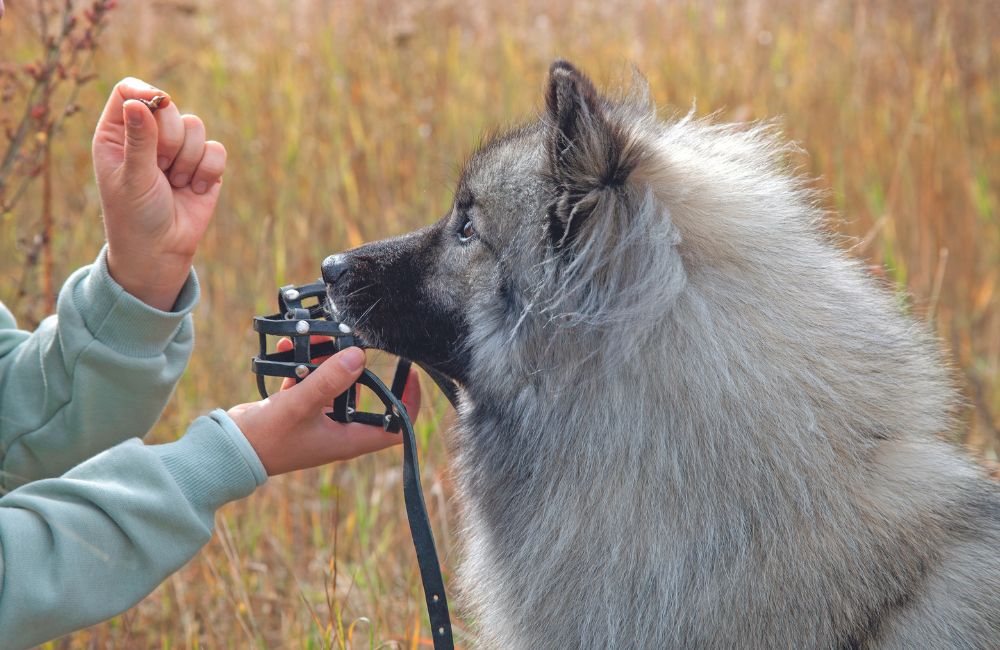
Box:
[1,0,998,647]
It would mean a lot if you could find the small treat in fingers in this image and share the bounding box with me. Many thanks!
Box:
[138,95,166,113]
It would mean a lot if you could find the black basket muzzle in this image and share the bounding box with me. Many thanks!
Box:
[251,280,410,431]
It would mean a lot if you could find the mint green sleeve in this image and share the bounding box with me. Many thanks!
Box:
[0,245,198,491]
[0,409,267,650]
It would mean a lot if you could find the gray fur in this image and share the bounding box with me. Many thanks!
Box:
[447,62,1000,649]
[325,60,1000,648]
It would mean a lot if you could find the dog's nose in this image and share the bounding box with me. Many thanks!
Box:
[322,254,350,285]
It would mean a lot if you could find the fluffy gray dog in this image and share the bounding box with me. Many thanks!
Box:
[323,60,1000,648]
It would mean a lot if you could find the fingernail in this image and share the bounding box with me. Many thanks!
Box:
[126,105,142,127]
[192,180,208,194]
[157,156,170,170]
[171,173,189,187]
[337,347,365,372]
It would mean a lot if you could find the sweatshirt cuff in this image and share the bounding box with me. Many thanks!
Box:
[68,245,199,357]
[151,410,267,518]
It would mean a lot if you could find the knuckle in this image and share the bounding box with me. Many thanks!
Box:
[125,129,145,147]
[207,140,228,161]
[158,130,184,152]
[117,76,153,94]
[182,114,206,133]
[315,363,350,394]
[195,149,227,179]
[197,157,225,178]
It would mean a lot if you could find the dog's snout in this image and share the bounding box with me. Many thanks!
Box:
[322,254,350,285]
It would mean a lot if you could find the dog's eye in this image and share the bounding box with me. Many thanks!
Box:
[459,218,476,242]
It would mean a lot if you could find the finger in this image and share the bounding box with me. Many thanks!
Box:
[121,100,160,190]
[168,115,207,188]
[277,418,400,472]
[401,368,422,422]
[286,347,366,411]
[276,335,333,354]
[153,100,185,171]
[190,140,226,195]
[97,77,171,132]
[334,421,403,458]
[276,336,294,390]
[276,336,334,391]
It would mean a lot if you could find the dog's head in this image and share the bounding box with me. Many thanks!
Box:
[325,60,680,392]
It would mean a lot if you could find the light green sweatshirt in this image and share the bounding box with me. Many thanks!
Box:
[0,247,267,650]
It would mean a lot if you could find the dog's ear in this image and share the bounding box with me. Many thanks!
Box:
[544,60,638,248]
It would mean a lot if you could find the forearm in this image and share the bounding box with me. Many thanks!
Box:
[0,246,198,489]
[106,246,194,312]
[0,410,265,650]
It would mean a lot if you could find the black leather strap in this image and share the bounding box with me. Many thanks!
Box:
[360,369,454,648]
[252,282,455,648]
[415,362,460,410]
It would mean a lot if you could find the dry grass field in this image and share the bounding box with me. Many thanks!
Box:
[1,0,998,647]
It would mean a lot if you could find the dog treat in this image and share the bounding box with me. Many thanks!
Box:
[138,95,165,113]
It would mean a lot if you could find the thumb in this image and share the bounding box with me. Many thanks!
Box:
[121,100,159,187]
[288,347,366,412]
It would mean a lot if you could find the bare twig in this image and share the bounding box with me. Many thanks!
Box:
[1,0,116,322]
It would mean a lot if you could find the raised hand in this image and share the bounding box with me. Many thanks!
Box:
[92,77,227,310]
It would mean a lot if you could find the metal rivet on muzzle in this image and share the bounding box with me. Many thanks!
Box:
[295,364,309,378]
[338,322,352,334]
[296,320,310,335]
[283,289,300,301]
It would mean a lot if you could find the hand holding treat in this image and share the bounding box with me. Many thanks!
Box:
[92,78,227,311]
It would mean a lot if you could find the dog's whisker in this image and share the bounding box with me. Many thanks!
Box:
[353,297,382,330]
[344,283,374,300]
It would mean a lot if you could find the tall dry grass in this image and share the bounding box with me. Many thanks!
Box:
[1,0,998,647]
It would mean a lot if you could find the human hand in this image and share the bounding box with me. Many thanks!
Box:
[227,345,422,476]
[92,78,227,311]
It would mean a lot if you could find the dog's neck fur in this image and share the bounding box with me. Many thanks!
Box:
[449,117,976,648]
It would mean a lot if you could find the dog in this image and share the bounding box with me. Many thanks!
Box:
[323,60,1000,649]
